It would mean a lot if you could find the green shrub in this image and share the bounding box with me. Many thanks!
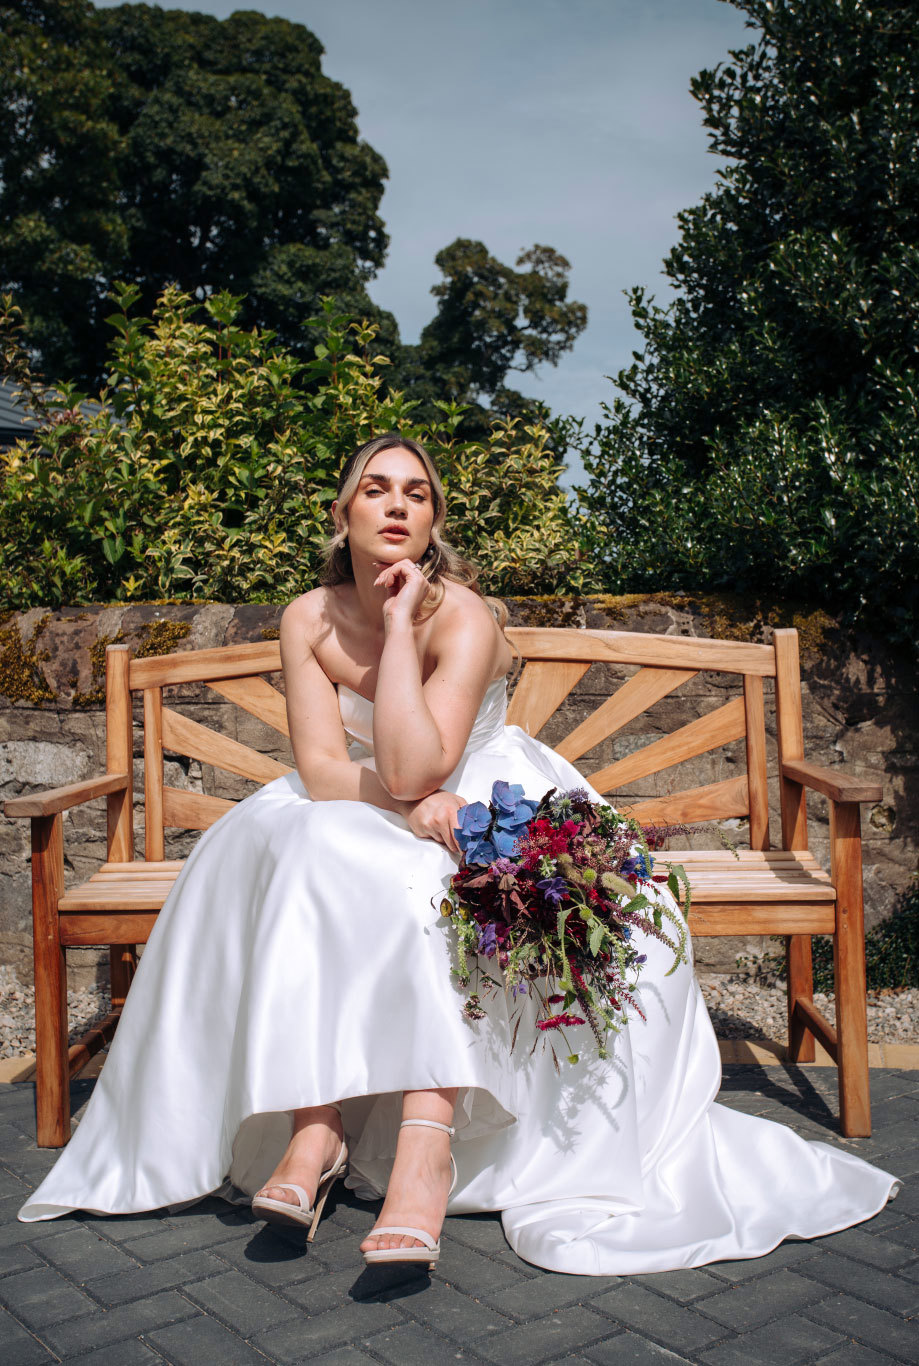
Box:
[0,285,599,606]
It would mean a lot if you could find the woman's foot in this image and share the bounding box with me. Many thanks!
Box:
[255,1102,344,1210]
[359,1121,454,1254]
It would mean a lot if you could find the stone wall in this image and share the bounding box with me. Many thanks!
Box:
[1,596,915,987]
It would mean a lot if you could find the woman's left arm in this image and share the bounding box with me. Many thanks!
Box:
[372,565,499,801]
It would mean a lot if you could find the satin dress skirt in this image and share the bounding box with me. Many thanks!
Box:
[18,679,899,1274]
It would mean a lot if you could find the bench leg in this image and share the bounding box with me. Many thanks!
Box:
[786,935,816,1062]
[32,815,69,1148]
[831,801,871,1137]
[110,945,137,1009]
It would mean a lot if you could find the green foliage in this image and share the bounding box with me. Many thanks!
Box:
[0,286,598,606]
[0,5,587,416]
[395,240,587,430]
[568,0,919,653]
[0,0,391,386]
[746,878,919,993]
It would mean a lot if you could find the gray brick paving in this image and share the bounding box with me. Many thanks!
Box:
[0,1065,914,1364]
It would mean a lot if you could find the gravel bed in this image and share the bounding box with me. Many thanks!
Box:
[0,967,111,1060]
[698,973,919,1044]
[1,966,917,1059]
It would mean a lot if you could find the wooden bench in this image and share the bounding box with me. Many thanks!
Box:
[4,626,882,1146]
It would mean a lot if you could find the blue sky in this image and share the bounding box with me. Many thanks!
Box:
[95,0,753,485]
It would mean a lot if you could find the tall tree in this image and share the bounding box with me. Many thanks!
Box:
[574,0,919,648]
[0,0,391,385]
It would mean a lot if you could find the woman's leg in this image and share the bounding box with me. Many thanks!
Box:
[256,1101,344,1207]
[360,1086,459,1253]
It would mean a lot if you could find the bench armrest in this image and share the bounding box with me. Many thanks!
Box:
[4,773,129,819]
[781,759,882,805]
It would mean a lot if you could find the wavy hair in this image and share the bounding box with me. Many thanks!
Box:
[319,432,519,672]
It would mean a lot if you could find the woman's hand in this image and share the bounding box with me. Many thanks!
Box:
[404,790,468,854]
[373,557,432,630]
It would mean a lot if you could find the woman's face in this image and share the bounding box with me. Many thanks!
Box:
[334,446,436,568]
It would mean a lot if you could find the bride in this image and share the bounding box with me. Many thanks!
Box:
[18,433,899,1276]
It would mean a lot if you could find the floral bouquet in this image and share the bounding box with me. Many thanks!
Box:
[438,780,690,1067]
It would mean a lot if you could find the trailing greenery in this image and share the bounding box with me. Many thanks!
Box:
[744,879,919,993]
[0,285,599,606]
[566,0,919,655]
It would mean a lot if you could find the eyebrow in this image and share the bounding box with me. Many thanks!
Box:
[359,473,432,490]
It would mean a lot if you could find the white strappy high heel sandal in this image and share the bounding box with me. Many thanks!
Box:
[361,1118,457,1270]
[251,1102,348,1242]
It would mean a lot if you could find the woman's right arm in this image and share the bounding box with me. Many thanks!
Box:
[280,596,465,852]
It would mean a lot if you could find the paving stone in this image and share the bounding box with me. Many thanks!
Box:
[146,1313,279,1364]
[589,1283,725,1352]
[475,1306,614,1364]
[797,1251,919,1314]
[700,1268,829,1330]
[307,1350,381,1365]
[634,1268,725,1304]
[585,1333,694,1364]
[253,1300,403,1363]
[444,1213,510,1255]
[118,1218,252,1262]
[806,1292,919,1361]
[480,1270,613,1318]
[38,1222,134,1282]
[365,1318,481,1363]
[401,1278,514,1342]
[814,1224,919,1270]
[87,1249,228,1307]
[698,1312,845,1365]
[39,1289,198,1357]
[182,1267,303,1337]
[0,1239,43,1277]
[434,1239,526,1296]
[0,1263,95,1332]
[282,1263,421,1317]
[68,1339,162,1364]
[0,1304,56,1364]
[0,1166,30,1201]
[815,1345,905,1366]
[211,1230,325,1288]
[703,1241,822,1282]
[80,1212,175,1243]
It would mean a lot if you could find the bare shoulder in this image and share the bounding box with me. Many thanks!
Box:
[280,586,334,640]
[430,580,511,669]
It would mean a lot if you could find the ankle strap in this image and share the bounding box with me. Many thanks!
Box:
[400,1118,455,1136]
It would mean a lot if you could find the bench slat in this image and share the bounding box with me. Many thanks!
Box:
[505,660,590,733]
[555,666,697,762]
[129,641,282,689]
[626,775,749,824]
[162,786,235,831]
[506,628,777,676]
[161,708,292,786]
[588,696,747,792]
[207,676,291,738]
[689,906,836,934]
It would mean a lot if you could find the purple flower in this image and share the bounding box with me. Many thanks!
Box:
[537,876,569,906]
[511,981,529,998]
[476,922,498,958]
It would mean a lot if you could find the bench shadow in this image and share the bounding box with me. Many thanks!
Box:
[719,1060,841,1134]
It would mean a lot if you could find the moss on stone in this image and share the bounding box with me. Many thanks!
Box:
[72,620,192,708]
[134,620,192,659]
[0,614,56,706]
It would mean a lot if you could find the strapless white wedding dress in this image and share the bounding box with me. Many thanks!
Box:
[19,678,899,1273]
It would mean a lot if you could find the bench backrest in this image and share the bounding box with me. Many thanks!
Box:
[103,626,808,862]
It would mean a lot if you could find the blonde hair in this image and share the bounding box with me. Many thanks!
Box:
[319,433,519,671]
